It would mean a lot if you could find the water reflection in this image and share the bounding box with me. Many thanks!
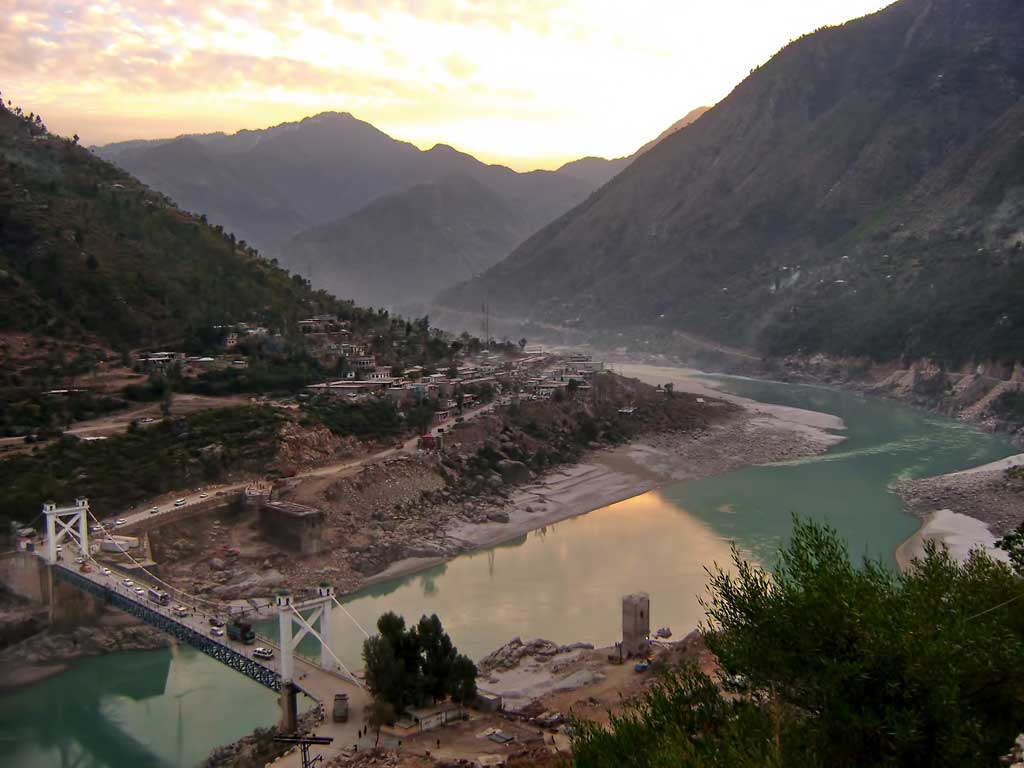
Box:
[0,646,279,768]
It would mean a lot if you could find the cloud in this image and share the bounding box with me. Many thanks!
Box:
[1,0,895,169]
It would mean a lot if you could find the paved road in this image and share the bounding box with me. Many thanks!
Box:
[112,401,502,528]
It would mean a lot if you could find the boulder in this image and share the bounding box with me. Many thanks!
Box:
[498,459,531,485]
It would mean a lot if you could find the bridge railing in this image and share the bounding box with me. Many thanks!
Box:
[52,565,283,692]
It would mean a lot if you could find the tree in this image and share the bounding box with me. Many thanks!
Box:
[363,634,404,710]
[368,699,396,747]
[417,614,457,702]
[362,611,474,714]
[160,386,173,419]
[573,517,1024,767]
[449,653,477,711]
[996,520,1024,576]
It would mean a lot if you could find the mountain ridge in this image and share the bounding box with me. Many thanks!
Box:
[440,0,1024,366]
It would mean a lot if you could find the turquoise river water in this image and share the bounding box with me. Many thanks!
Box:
[1,376,1017,767]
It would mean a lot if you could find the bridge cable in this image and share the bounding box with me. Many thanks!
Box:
[330,595,370,639]
[288,606,364,688]
[83,507,230,614]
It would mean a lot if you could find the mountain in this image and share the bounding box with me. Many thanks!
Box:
[96,112,598,260]
[634,107,710,155]
[554,109,710,189]
[0,104,343,350]
[440,0,1024,367]
[288,174,533,308]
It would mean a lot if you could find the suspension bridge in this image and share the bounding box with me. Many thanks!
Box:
[36,497,371,754]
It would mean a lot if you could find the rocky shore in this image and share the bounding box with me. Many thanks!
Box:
[765,353,1024,444]
[892,458,1024,570]
[148,366,846,599]
[0,612,170,690]
[893,462,1024,539]
[204,709,322,768]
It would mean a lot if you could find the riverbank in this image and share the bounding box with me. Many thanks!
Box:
[761,353,1024,445]
[0,611,170,691]
[893,454,1024,570]
[368,402,844,588]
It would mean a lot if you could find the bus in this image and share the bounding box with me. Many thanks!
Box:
[147,588,171,606]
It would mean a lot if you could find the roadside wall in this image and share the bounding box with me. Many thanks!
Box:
[0,551,47,603]
[122,494,241,534]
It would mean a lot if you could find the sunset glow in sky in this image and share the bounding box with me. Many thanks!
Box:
[4,0,893,169]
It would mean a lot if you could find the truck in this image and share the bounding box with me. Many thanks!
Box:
[227,620,256,644]
[332,693,349,722]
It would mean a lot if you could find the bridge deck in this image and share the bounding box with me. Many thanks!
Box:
[51,562,369,747]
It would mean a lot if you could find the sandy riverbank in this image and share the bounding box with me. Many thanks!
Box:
[893,454,1024,571]
[366,367,846,589]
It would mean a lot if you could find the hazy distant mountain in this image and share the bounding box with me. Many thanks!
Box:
[289,174,532,308]
[96,112,597,259]
[97,109,710,307]
[554,110,710,189]
[441,0,1024,366]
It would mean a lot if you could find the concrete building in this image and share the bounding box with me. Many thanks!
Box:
[259,501,324,556]
[622,592,650,657]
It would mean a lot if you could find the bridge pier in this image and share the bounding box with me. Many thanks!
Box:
[47,565,104,630]
[279,680,299,733]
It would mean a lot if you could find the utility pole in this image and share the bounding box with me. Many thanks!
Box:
[273,735,333,768]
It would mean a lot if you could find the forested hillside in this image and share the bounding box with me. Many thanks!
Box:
[441,0,1024,366]
[0,101,345,351]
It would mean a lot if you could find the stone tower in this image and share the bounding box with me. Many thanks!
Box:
[622,592,650,657]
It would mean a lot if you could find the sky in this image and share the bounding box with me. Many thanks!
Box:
[3,0,893,170]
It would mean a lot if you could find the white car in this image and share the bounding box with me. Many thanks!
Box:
[150,507,159,514]
[101,568,111,576]
[114,519,127,527]
[133,587,145,596]
[252,647,274,660]
[210,627,225,637]
[75,556,86,564]
[122,579,134,587]
[174,499,186,507]
[199,492,208,499]
[173,605,189,617]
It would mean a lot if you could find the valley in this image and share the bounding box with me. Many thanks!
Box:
[2,0,1024,765]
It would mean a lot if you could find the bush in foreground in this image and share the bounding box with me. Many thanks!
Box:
[572,518,1024,767]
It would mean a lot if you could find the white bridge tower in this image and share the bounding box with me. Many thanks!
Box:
[274,584,337,732]
[43,498,90,564]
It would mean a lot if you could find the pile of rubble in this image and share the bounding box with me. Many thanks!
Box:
[480,638,595,673]
[204,710,321,768]
[276,421,361,469]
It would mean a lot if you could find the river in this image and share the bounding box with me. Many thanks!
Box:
[1,375,1016,767]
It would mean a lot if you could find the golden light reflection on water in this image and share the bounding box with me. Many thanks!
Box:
[333,489,738,667]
